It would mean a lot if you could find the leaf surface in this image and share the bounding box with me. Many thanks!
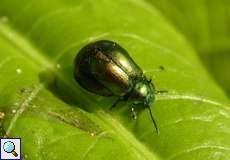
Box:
[0,0,230,160]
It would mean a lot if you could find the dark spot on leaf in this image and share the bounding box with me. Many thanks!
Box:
[159,65,165,71]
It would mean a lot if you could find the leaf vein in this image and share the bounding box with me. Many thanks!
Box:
[81,131,107,160]
[156,94,230,111]
[6,85,42,135]
[168,145,230,160]
[0,56,14,70]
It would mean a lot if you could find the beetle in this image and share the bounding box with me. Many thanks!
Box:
[74,40,160,134]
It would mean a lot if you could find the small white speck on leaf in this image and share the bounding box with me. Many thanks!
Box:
[23,154,28,159]
[0,112,5,119]
[90,133,95,136]
[56,64,61,69]
[16,68,22,74]
[12,109,17,113]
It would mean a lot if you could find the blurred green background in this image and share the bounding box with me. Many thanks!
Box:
[147,0,230,96]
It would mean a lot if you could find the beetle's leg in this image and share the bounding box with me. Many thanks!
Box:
[147,78,152,83]
[110,97,123,110]
[129,104,137,120]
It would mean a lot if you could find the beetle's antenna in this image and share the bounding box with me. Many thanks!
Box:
[147,105,159,135]
[155,90,168,94]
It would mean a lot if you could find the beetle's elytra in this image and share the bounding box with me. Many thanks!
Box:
[74,40,159,134]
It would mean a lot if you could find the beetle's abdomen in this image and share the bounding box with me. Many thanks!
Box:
[90,51,131,96]
[74,47,113,96]
[74,40,143,96]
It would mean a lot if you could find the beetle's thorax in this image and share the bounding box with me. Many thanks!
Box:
[129,78,155,106]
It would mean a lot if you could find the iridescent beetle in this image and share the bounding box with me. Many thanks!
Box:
[74,40,160,134]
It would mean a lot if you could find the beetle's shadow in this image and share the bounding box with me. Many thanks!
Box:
[38,66,114,112]
[38,66,147,119]
[39,68,156,137]
[39,68,78,105]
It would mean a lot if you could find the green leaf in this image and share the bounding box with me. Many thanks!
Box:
[0,0,230,160]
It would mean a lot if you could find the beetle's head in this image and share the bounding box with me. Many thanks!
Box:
[132,78,159,134]
[132,77,155,106]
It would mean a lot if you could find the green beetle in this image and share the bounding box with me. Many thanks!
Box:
[74,40,159,134]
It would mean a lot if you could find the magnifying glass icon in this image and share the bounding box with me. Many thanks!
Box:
[3,141,18,157]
